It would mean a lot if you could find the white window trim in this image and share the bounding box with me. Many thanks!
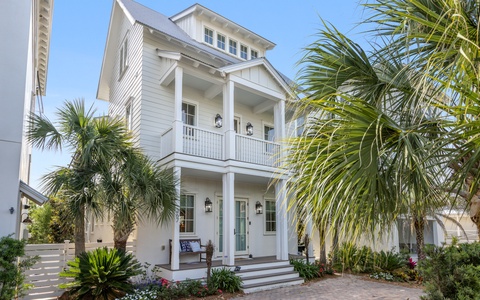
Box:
[182,98,199,127]
[125,97,133,131]
[240,44,248,60]
[250,48,259,59]
[119,31,129,80]
[264,198,276,235]
[262,121,275,141]
[180,193,196,236]
[229,38,238,56]
[217,32,226,51]
[204,27,214,45]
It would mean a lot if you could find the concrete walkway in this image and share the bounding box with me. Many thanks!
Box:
[233,274,425,300]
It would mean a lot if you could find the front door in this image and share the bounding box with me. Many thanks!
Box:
[216,198,249,256]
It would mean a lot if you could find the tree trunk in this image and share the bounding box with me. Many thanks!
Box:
[319,227,327,264]
[74,203,86,257]
[113,216,134,253]
[413,215,426,260]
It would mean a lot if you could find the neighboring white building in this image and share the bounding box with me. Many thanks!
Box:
[0,0,52,239]
[97,1,302,287]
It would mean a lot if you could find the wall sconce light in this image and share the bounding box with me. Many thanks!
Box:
[255,201,263,214]
[215,114,223,128]
[21,213,33,224]
[205,197,213,213]
[9,207,14,214]
[23,204,31,210]
[246,122,253,135]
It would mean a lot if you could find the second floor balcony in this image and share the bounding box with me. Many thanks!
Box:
[160,124,280,167]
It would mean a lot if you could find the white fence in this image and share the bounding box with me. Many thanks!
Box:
[236,135,279,166]
[183,125,223,160]
[21,241,136,300]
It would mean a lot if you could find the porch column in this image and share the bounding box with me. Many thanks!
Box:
[223,78,235,160]
[222,172,235,266]
[171,166,181,270]
[173,66,183,153]
[275,179,289,260]
[306,218,314,259]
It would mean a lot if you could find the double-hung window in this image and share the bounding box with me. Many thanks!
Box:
[240,44,248,59]
[264,125,275,152]
[204,28,213,45]
[265,200,276,233]
[119,34,128,77]
[251,49,258,59]
[182,102,196,136]
[229,39,237,55]
[180,195,195,234]
[217,34,226,50]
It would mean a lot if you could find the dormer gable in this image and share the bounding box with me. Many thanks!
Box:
[170,4,275,61]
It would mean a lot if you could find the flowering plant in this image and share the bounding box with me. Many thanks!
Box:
[407,257,417,269]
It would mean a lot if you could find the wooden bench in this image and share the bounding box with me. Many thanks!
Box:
[169,238,206,264]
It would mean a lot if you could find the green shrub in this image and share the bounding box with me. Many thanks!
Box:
[0,235,39,300]
[60,247,142,299]
[418,242,480,300]
[209,267,242,293]
[290,259,320,280]
[373,250,405,272]
[331,242,374,273]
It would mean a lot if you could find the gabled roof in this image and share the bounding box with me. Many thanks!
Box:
[20,180,48,205]
[170,3,275,50]
[98,0,292,101]
[219,58,295,98]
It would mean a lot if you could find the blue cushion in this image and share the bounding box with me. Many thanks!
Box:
[180,241,192,252]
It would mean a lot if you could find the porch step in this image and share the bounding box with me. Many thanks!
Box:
[234,261,304,294]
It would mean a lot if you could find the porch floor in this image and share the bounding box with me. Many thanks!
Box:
[156,255,281,271]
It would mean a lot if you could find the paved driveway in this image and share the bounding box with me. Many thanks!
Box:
[234,274,425,300]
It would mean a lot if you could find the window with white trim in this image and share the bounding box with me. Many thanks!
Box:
[180,194,195,233]
[240,44,248,59]
[204,27,213,45]
[229,39,237,55]
[182,102,196,136]
[251,49,258,59]
[264,125,275,141]
[217,33,226,50]
[265,200,276,233]
[119,34,128,77]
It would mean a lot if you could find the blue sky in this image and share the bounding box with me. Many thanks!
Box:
[31,0,371,190]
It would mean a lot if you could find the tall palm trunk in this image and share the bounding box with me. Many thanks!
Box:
[112,215,134,252]
[318,227,327,264]
[74,203,86,256]
[413,214,426,260]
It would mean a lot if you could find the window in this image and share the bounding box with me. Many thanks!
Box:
[125,101,132,131]
[180,195,195,233]
[204,28,213,45]
[397,219,435,254]
[182,102,196,136]
[264,125,275,141]
[265,200,276,233]
[251,49,258,59]
[229,39,237,55]
[119,35,128,77]
[240,44,248,59]
[217,34,226,50]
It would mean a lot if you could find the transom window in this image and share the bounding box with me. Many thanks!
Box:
[229,39,237,55]
[240,44,248,59]
[265,200,276,233]
[180,195,195,233]
[217,34,226,50]
[251,49,258,59]
[204,28,213,45]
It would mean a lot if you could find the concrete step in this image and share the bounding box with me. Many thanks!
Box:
[233,260,290,271]
[241,271,300,285]
[235,265,294,278]
[242,277,305,294]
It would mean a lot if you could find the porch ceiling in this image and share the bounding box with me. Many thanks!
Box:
[181,168,274,186]
[182,75,275,113]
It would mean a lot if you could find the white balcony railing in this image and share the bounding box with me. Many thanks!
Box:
[159,125,280,167]
[183,125,223,160]
[236,134,280,166]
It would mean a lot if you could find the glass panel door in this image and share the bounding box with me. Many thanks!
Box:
[235,199,248,254]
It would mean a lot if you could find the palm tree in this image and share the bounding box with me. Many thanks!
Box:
[288,23,449,259]
[365,0,480,240]
[97,149,177,252]
[28,99,177,255]
[28,99,130,256]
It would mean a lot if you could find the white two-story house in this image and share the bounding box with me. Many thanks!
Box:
[97,0,301,286]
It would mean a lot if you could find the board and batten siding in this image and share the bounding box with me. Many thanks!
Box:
[107,16,144,147]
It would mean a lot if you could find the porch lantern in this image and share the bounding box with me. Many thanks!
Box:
[214,114,223,128]
[246,122,253,135]
[255,201,263,214]
[22,213,32,224]
[205,197,213,212]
